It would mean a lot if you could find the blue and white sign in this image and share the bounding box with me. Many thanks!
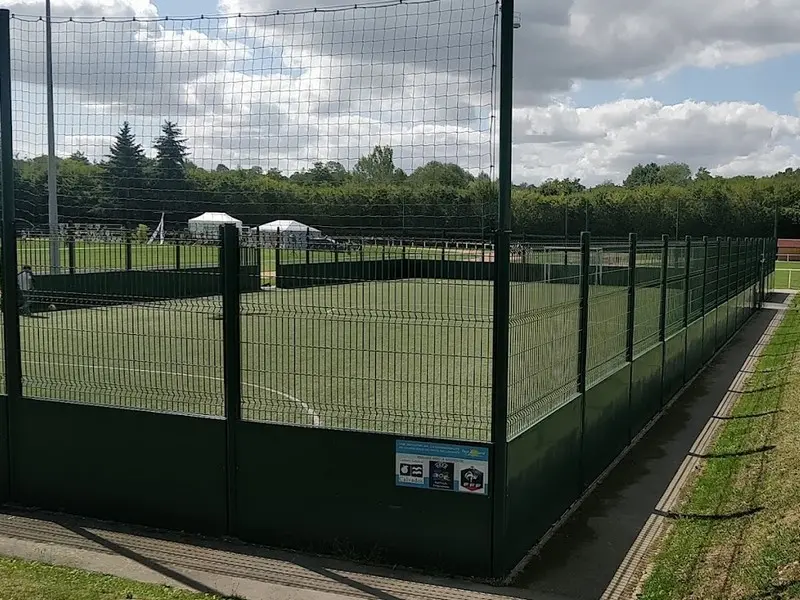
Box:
[395,440,489,495]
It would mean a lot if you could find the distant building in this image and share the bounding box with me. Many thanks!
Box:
[777,239,800,261]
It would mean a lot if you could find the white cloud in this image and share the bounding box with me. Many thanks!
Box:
[512,99,800,184]
[6,0,800,191]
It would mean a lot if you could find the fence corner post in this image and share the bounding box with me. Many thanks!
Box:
[626,233,637,362]
[220,224,241,535]
[0,7,20,501]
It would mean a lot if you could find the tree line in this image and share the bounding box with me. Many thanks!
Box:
[12,121,799,240]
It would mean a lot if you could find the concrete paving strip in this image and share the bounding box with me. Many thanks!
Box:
[0,510,572,600]
[600,292,794,600]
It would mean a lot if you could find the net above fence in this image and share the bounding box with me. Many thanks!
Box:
[10,0,498,238]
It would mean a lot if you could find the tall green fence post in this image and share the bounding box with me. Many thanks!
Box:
[490,0,514,576]
[0,8,20,498]
[758,238,767,308]
[726,237,733,334]
[683,237,691,328]
[175,242,181,270]
[626,233,637,362]
[221,224,241,535]
[68,235,76,275]
[576,231,591,494]
[306,228,311,265]
[124,231,133,271]
[701,236,708,315]
[658,235,668,341]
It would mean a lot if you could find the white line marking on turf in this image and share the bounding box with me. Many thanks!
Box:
[23,359,322,427]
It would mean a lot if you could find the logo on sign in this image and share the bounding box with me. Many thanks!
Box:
[429,461,455,490]
[398,462,424,483]
[460,467,485,492]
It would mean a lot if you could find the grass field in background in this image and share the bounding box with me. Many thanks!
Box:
[639,296,800,600]
[775,260,800,289]
[0,555,226,600]
[13,238,476,277]
[0,279,663,441]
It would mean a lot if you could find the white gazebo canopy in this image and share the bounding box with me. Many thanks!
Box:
[189,212,243,227]
[257,219,320,234]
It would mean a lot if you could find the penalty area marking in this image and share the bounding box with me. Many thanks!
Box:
[23,359,322,427]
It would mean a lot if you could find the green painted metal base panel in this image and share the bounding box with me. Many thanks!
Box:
[726,299,737,338]
[12,399,227,535]
[503,396,582,573]
[664,330,686,401]
[631,345,663,436]
[0,396,8,503]
[582,364,631,488]
[235,422,493,577]
[716,303,728,349]
[703,308,717,362]
[686,318,705,379]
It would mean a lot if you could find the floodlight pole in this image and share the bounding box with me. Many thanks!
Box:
[45,0,60,273]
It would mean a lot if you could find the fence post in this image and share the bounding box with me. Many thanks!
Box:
[274,230,281,288]
[0,8,20,499]
[576,231,591,491]
[659,235,668,342]
[220,224,241,535]
[306,228,310,265]
[683,237,691,328]
[701,236,708,316]
[490,0,514,575]
[68,235,76,275]
[759,238,766,308]
[175,241,181,270]
[626,233,637,362]
[125,231,133,270]
[726,237,733,333]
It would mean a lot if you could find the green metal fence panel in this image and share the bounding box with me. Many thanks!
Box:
[29,266,259,312]
[508,245,581,438]
[0,395,7,503]
[663,330,687,400]
[581,364,631,487]
[503,395,582,574]
[630,343,663,436]
[235,423,493,577]
[586,245,629,387]
[665,241,687,337]
[716,300,728,349]
[703,307,718,362]
[686,318,705,380]
[11,399,227,534]
[726,297,737,339]
[633,244,662,357]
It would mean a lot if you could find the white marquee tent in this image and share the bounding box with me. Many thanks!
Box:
[188,212,243,237]
[257,220,321,248]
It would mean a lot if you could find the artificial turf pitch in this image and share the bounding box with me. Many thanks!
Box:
[1,279,664,442]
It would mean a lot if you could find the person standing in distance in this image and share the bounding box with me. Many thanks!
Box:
[17,265,34,316]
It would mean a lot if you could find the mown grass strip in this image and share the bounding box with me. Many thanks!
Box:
[639,298,800,600]
[0,555,231,600]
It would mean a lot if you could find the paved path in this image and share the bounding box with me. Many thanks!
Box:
[0,294,790,600]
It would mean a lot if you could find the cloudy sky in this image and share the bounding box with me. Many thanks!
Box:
[6,0,800,186]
